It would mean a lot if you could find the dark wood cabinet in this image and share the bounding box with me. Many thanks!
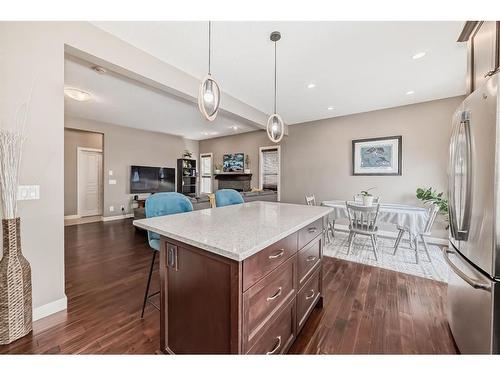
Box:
[159,218,324,354]
[176,158,197,197]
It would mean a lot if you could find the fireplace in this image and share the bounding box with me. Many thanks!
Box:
[214,173,252,192]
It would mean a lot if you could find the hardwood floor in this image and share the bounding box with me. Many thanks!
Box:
[0,219,457,354]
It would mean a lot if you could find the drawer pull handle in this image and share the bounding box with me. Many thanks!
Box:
[308,227,317,233]
[267,287,283,301]
[268,249,285,259]
[266,335,282,355]
[306,255,317,262]
[305,289,315,300]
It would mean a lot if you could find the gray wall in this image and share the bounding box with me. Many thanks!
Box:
[64,128,103,216]
[199,131,274,189]
[200,96,463,238]
[65,116,199,217]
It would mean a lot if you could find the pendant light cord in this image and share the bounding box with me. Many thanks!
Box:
[208,21,211,75]
[274,40,277,114]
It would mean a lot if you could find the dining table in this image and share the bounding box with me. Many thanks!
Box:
[321,200,430,238]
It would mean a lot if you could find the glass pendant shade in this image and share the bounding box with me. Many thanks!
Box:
[198,74,220,121]
[266,113,284,143]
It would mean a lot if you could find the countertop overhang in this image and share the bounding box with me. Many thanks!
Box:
[133,201,332,261]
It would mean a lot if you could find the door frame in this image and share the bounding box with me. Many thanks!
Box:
[259,145,281,201]
[199,152,214,194]
[77,147,103,217]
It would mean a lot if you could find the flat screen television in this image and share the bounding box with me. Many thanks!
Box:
[130,165,175,194]
[223,153,244,172]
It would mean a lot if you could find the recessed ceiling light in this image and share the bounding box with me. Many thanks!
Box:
[412,51,426,60]
[406,90,415,95]
[327,106,334,110]
[231,126,238,130]
[307,83,316,89]
[64,87,92,101]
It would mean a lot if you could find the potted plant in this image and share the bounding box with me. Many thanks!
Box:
[416,187,449,228]
[182,149,192,159]
[214,163,222,174]
[360,187,376,206]
[244,155,251,174]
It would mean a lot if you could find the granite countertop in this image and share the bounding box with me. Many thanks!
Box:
[133,201,333,261]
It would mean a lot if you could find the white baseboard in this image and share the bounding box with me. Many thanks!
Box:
[334,224,448,246]
[33,295,67,321]
[102,213,134,222]
[64,214,80,220]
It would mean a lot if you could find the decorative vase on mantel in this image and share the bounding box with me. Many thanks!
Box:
[0,217,32,345]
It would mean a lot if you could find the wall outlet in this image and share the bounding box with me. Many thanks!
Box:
[109,170,113,176]
[109,206,114,212]
[17,185,40,201]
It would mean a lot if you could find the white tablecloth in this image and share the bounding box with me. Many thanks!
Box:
[321,200,429,236]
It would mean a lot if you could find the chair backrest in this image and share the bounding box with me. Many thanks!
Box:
[305,194,316,206]
[346,202,380,232]
[215,189,244,207]
[353,194,380,204]
[145,192,193,245]
[423,204,440,234]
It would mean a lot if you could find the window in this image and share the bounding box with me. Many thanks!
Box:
[259,146,281,201]
[200,153,213,194]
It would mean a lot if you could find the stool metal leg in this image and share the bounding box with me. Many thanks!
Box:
[141,250,157,318]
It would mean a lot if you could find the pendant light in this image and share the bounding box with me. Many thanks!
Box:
[198,21,221,121]
[267,31,284,143]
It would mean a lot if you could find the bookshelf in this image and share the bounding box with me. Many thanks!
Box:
[177,158,197,197]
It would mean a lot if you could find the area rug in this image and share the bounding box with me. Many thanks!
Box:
[323,231,450,283]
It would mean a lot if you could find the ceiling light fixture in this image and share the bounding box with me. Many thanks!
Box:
[328,106,334,110]
[307,83,316,89]
[412,51,426,60]
[406,90,415,95]
[198,21,221,122]
[64,87,92,102]
[266,31,285,144]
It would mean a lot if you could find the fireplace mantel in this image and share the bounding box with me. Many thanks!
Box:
[214,173,252,191]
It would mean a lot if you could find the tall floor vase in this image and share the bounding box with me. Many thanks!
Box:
[0,218,32,345]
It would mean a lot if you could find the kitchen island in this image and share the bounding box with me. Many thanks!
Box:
[133,201,332,354]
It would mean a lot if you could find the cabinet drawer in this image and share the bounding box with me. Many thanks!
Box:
[243,232,297,291]
[243,255,296,349]
[297,236,321,285]
[247,299,296,354]
[298,218,322,249]
[297,267,321,332]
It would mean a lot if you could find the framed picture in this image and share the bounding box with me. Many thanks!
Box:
[223,153,244,172]
[352,136,402,176]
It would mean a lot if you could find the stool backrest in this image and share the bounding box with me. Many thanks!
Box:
[215,189,244,207]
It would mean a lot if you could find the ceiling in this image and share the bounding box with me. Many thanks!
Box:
[92,21,467,125]
[64,56,255,140]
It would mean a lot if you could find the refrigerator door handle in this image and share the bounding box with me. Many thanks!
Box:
[442,248,491,291]
[448,114,460,240]
[458,114,473,239]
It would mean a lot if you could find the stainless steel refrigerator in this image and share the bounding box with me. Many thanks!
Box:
[445,73,500,354]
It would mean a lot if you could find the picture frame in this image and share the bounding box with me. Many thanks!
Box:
[352,136,402,176]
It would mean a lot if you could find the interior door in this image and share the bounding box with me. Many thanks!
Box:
[78,149,103,217]
[200,153,213,194]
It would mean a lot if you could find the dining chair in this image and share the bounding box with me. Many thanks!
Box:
[353,194,380,204]
[346,202,380,260]
[142,192,193,318]
[393,203,439,264]
[215,189,245,207]
[305,194,335,242]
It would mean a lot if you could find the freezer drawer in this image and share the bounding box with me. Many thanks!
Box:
[444,245,497,353]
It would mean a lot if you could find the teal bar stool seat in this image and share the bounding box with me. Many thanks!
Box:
[141,192,193,318]
[215,189,244,207]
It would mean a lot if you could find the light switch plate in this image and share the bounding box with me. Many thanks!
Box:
[109,179,117,185]
[17,185,40,201]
